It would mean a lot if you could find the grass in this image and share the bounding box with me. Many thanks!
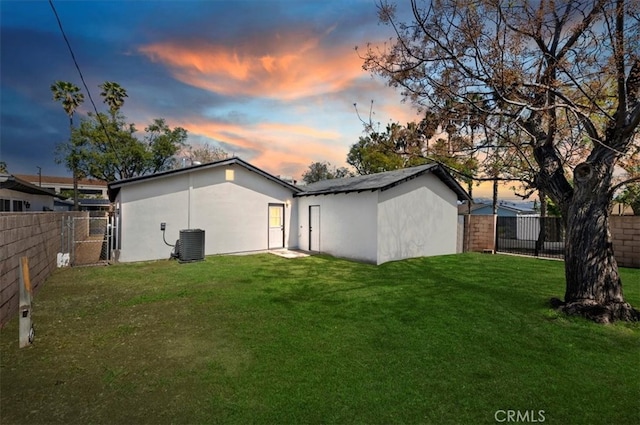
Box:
[1,253,638,424]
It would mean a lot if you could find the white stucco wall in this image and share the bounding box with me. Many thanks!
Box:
[296,191,378,263]
[0,189,54,212]
[189,164,297,254]
[118,174,190,262]
[377,173,458,264]
[116,164,297,262]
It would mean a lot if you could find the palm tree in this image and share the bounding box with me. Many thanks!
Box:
[51,81,84,210]
[99,81,128,120]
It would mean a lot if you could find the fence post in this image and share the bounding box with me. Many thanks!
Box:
[491,214,497,254]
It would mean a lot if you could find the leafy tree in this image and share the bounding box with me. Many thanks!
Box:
[0,161,7,173]
[361,0,640,322]
[145,119,188,172]
[347,122,423,175]
[348,108,479,194]
[69,112,187,181]
[56,82,187,182]
[51,80,84,210]
[302,161,352,184]
[99,81,128,120]
[616,183,640,215]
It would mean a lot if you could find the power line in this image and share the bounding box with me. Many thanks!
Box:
[48,0,102,122]
[48,0,120,167]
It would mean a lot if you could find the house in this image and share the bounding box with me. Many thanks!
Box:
[458,200,536,216]
[296,163,470,264]
[0,174,59,211]
[108,158,470,265]
[16,174,108,199]
[108,158,300,263]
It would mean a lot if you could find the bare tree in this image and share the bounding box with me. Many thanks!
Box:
[187,143,229,165]
[361,0,640,322]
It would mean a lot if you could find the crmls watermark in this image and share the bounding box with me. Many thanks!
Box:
[494,410,546,423]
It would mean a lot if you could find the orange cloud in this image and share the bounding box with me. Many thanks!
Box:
[139,27,364,100]
[137,27,428,179]
[170,117,347,179]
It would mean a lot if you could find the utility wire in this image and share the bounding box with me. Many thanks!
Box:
[48,0,121,167]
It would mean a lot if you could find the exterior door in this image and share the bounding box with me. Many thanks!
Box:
[268,204,285,249]
[309,205,320,252]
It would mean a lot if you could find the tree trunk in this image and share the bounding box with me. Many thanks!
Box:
[555,162,639,323]
[492,177,498,215]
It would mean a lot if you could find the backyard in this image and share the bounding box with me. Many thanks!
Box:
[1,253,638,424]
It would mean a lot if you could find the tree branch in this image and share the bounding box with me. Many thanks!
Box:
[610,175,640,195]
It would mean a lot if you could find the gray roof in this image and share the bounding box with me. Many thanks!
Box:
[458,201,536,215]
[295,163,471,201]
[0,174,59,197]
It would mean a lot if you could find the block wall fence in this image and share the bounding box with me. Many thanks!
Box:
[610,216,640,268]
[0,212,88,327]
[462,215,496,253]
[463,214,639,268]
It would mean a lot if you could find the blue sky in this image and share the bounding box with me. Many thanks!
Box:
[0,0,421,181]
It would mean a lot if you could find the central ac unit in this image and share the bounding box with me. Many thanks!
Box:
[178,229,205,262]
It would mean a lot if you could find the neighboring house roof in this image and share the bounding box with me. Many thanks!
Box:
[457,201,536,215]
[458,202,485,214]
[79,198,111,207]
[0,174,60,197]
[498,202,536,215]
[15,174,107,187]
[108,157,301,202]
[295,163,471,201]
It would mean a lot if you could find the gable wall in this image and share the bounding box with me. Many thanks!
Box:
[189,164,297,254]
[118,174,190,262]
[377,173,458,264]
[116,164,297,262]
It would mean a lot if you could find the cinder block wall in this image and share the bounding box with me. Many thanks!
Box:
[611,216,640,268]
[463,214,639,268]
[0,212,87,327]
[463,215,496,252]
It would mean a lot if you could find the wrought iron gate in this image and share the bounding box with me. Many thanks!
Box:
[495,216,565,259]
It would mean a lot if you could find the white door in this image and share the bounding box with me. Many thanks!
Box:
[309,205,320,252]
[268,204,285,249]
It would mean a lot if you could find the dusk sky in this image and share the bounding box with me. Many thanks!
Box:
[1,0,423,182]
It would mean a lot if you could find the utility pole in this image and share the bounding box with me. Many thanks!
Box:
[37,166,42,187]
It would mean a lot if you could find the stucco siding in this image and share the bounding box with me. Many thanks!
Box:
[0,189,54,212]
[377,173,458,264]
[190,165,297,254]
[297,192,378,263]
[116,164,297,262]
[118,175,190,262]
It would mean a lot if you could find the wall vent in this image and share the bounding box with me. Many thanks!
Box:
[178,229,205,262]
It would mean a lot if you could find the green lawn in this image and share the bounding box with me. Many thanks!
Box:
[1,253,638,424]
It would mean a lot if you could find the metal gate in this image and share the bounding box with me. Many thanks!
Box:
[495,215,565,259]
[60,213,115,266]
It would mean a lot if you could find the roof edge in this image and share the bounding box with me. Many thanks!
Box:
[0,174,60,198]
[108,157,301,201]
[294,163,471,201]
